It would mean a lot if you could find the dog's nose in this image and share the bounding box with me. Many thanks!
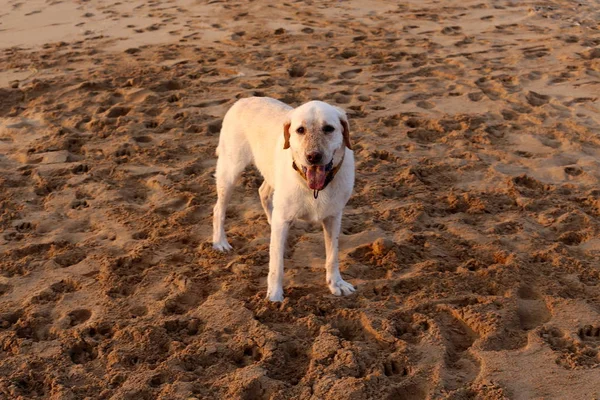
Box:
[306,152,323,165]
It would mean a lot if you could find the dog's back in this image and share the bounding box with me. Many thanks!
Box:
[217,97,291,186]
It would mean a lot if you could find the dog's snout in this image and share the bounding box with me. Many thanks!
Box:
[306,152,323,165]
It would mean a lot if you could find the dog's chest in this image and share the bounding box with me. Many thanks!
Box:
[289,187,349,222]
[295,198,331,222]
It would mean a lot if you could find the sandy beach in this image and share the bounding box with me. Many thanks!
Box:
[1,0,600,398]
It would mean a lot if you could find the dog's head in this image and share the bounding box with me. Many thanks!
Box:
[283,101,351,190]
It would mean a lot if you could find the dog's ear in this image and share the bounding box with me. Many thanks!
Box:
[283,120,291,149]
[336,109,352,150]
[340,118,352,150]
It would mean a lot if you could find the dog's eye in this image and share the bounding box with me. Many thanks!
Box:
[296,126,305,134]
[323,125,335,134]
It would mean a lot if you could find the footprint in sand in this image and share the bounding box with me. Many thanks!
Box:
[133,135,152,144]
[416,100,435,110]
[521,45,550,60]
[167,93,181,103]
[68,341,98,364]
[516,286,551,330]
[163,318,202,339]
[71,164,89,174]
[132,230,150,240]
[383,358,409,379]
[71,199,90,210]
[541,325,600,369]
[31,279,81,304]
[526,91,550,107]
[162,286,207,316]
[66,309,92,327]
[0,284,13,298]
[391,311,429,344]
[441,26,462,36]
[339,68,363,79]
[15,221,33,233]
[53,249,87,268]
[14,313,55,342]
[192,98,229,108]
[437,311,481,391]
[114,147,131,158]
[578,325,600,342]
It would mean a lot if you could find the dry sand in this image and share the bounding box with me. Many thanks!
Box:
[1,0,600,398]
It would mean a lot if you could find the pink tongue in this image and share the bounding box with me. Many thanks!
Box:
[306,165,327,190]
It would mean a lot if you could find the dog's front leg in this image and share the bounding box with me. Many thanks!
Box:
[323,212,356,296]
[266,212,290,302]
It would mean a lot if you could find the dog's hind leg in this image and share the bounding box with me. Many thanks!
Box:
[258,181,274,225]
[212,130,251,252]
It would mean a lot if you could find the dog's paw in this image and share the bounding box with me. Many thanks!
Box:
[266,287,284,302]
[212,240,232,252]
[329,279,356,296]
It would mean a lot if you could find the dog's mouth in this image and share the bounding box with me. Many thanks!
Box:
[302,165,328,191]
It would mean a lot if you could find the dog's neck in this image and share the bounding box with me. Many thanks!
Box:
[292,148,345,199]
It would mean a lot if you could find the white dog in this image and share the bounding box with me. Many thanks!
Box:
[212,97,355,302]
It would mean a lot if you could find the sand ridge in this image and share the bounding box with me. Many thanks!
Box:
[1,0,600,398]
